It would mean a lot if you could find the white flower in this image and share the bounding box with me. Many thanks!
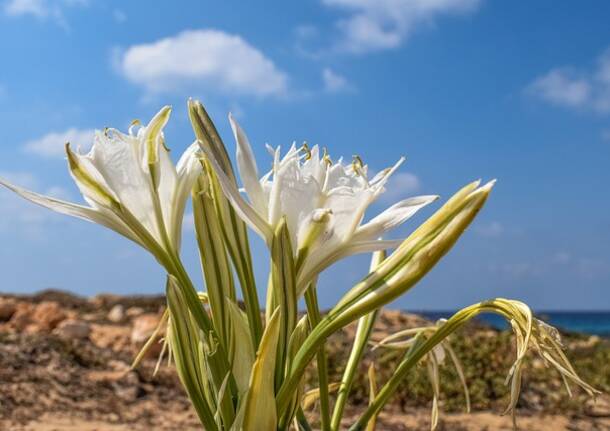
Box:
[0,106,202,257]
[202,114,438,291]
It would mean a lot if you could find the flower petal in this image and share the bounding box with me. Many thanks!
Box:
[89,130,160,241]
[0,177,142,246]
[297,239,401,292]
[230,114,268,216]
[354,195,439,242]
[169,142,203,250]
[199,141,273,242]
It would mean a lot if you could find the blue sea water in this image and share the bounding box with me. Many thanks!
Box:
[416,311,610,337]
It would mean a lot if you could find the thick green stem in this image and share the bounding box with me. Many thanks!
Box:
[304,286,331,431]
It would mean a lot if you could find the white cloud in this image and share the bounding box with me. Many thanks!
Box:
[378,171,420,203]
[474,221,504,238]
[3,0,88,27]
[322,0,482,54]
[294,24,318,40]
[527,47,610,114]
[117,29,289,97]
[23,127,95,158]
[322,67,351,93]
[4,0,47,17]
[112,8,126,23]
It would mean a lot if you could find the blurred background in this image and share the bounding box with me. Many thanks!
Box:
[0,0,609,313]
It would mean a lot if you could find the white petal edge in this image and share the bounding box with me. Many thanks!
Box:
[198,141,273,242]
[229,114,268,217]
[169,142,204,250]
[296,239,402,294]
[0,178,143,247]
[354,195,439,242]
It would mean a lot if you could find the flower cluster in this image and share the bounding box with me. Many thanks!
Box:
[0,100,597,431]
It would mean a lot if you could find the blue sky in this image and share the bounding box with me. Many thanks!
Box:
[0,0,609,310]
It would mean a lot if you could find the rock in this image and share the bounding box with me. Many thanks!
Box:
[53,319,91,339]
[90,323,131,352]
[130,313,162,345]
[32,301,66,331]
[126,307,145,318]
[0,297,17,321]
[9,302,34,330]
[108,304,126,323]
[130,313,164,359]
[585,395,610,417]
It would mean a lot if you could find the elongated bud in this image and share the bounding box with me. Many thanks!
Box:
[188,99,235,180]
[332,180,495,326]
[65,143,120,210]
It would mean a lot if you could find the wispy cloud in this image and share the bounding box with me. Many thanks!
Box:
[116,29,289,98]
[378,171,421,203]
[474,220,504,238]
[112,8,126,23]
[3,0,89,28]
[490,250,610,281]
[322,67,351,93]
[527,47,610,114]
[23,127,95,158]
[0,171,72,236]
[322,0,482,54]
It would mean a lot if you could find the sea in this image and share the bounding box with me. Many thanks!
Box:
[416,311,610,337]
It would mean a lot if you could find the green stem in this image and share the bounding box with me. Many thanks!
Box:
[304,286,331,431]
[330,310,378,430]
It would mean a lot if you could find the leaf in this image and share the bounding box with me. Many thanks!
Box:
[192,172,235,346]
[242,308,281,431]
[165,276,218,431]
[270,218,297,390]
[227,301,255,394]
[366,364,379,431]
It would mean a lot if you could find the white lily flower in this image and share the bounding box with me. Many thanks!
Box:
[201,114,439,291]
[0,106,202,257]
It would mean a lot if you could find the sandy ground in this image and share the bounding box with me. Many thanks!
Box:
[0,291,608,431]
[5,410,610,431]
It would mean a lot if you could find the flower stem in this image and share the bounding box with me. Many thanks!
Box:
[304,285,331,431]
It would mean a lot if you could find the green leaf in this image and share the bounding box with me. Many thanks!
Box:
[165,276,218,431]
[270,218,298,390]
[192,172,236,346]
[242,308,281,431]
[227,301,255,394]
[189,99,263,348]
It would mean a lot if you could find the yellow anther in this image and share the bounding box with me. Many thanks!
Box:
[322,147,333,166]
[301,142,312,160]
[128,119,142,136]
[352,155,365,175]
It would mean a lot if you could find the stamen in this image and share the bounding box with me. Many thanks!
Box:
[352,155,364,175]
[301,142,312,160]
[128,119,141,136]
[322,147,333,166]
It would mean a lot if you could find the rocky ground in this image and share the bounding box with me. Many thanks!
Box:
[0,290,608,431]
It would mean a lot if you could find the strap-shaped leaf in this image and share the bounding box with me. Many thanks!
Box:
[227,301,255,394]
[365,364,379,431]
[192,171,235,346]
[242,308,281,431]
[270,218,297,390]
[166,276,219,431]
[189,99,263,347]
